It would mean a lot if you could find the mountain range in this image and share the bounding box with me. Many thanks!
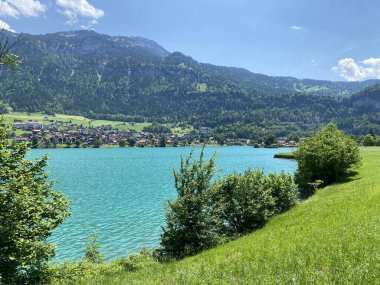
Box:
[0,30,379,137]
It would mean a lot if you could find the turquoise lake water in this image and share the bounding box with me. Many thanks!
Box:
[30,147,297,261]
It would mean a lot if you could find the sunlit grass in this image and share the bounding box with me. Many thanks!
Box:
[3,112,183,133]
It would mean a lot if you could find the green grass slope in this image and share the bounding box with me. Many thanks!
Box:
[82,148,380,284]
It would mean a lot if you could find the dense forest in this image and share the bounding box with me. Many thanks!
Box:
[0,30,379,138]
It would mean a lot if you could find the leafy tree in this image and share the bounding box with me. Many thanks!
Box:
[119,139,127,147]
[0,118,71,284]
[44,140,53,148]
[93,139,102,148]
[75,140,81,148]
[159,136,166,147]
[31,136,39,148]
[160,149,219,259]
[0,29,20,70]
[286,133,300,143]
[362,134,376,146]
[294,123,361,188]
[264,134,277,147]
[127,138,136,147]
[142,123,171,134]
[84,234,104,264]
[66,141,72,148]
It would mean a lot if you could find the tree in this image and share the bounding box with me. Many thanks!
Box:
[31,136,39,148]
[160,148,219,259]
[127,138,136,147]
[119,139,127,147]
[0,119,71,283]
[362,134,376,146]
[264,134,277,147]
[0,29,20,70]
[0,34,70,283]
[295,123,361,188]
[93,138,102,148]
[84,234,104,264]
[159,136,166,147]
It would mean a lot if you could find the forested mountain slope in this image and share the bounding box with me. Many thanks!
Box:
[0,30,379,136]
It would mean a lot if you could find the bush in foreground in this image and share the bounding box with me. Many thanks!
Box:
[295,123,361,189]
[0,119,71,284]
[159,149,219,260]
[160,149,299,259]
[212,170,298,236]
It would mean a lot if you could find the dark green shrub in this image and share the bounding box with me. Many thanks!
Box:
[265,172,299,214]
[159,148,219,259]
[84,234,104,264]
[362,134,376,146]
[212,169,298,236]
[117,248,156,272]
[295,123,361,188]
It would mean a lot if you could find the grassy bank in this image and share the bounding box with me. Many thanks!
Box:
[274,152,295,159]
[62,147,379,284]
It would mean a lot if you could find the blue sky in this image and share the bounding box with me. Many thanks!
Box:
[1,0,380,81]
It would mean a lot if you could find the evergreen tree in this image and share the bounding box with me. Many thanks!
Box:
[160,148,219,259]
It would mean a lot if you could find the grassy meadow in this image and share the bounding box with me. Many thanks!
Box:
[54,147,380,284]
[3,112,193,134]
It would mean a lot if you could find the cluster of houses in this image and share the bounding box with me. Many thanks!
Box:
[10,120,298,148]
[10,120,197,148]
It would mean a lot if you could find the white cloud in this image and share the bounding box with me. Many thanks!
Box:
[332,57,380,81]
[291,25,303,31]
[56,0,104,25]
[0,0,46,18]
[0,19,15,32]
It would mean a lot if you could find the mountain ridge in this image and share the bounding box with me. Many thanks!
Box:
[1,30,379,136]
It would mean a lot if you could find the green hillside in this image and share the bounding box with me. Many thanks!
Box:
[74,148,379,284]
[1,31,380,136]
[3,112,193,134]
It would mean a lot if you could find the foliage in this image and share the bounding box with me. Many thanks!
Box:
[142,123,171,134]
[295,123,361,188]
[266,172,299,214]
[159,136,166,147]
[159,148,219,259]
[0,118,71,284]
[93,139,102,148]
[0,30,20,70]
[362,134,376,146]
[212,170,298,236]
[48,249,158,285]
[127,138,136,147]
[160,148,299,259]
[84,234,104,264]
[264,134,277,146]
[118,139,127,147]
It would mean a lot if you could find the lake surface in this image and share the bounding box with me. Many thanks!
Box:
[29,147,297,261]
